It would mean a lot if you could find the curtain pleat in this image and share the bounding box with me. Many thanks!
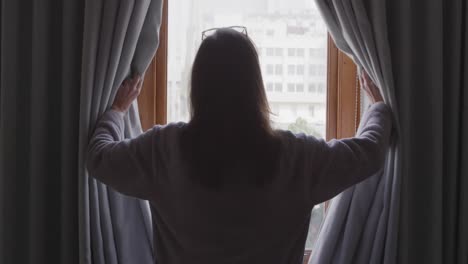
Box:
[78,1,164,263]
[311,0,400,263]
[313,0,468,263]
[0,0,84,263]
[386,0,468,263]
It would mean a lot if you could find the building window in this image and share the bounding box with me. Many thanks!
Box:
[309,65,317,76]
[275,48,283,56]
[267,48,274,56]
[275,83,283,92]
[288,83,295,92]
[288,48,296,57]
[267,64,274,75]
[296,84,304,92]
[319,66,326,75]
[266,82,274,92]
[309,48,318,57]
[308,83,317,93]
[288,65,295,75]
[297,48,305,57]
[275,65,283,75]
[297,65,305,75]
[318,83,325,93]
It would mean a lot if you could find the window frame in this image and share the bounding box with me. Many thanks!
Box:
[137,2,362,262]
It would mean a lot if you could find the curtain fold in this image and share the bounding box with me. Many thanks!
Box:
[0,0,84,263]
[386,0,468,263]
[310,0,401,263]
[78,0,164,263]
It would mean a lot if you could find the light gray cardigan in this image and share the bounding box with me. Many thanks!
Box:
[87,102,392,264]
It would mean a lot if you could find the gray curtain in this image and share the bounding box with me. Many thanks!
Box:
[310,0,401,263]
[78,0,164,263]
[312,0,468,263]
[0,0,84,263]
[386,0,468,263]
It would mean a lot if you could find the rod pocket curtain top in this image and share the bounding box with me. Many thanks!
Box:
[311,0,401,263]
[78,0,164,263]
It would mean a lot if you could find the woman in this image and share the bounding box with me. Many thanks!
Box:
[87,28,391,264]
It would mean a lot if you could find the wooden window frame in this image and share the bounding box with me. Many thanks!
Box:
[138,1,168,131]
[326,35,361,140]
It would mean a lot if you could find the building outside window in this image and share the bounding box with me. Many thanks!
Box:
[267,64,274,75]
[297,65,305,75]
[308,83,317,93]
[297,48,305,57]
[275,64,283,75]
[266,82,274,92]
[288,65,295,75]
[267,47,274,56]
[274,83,283,92]
[296,83,304,92]
[275,48,283,56]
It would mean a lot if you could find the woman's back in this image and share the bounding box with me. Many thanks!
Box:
[149,123,311,263]
[86,100,391,263]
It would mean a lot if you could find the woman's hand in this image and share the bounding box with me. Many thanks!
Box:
[111,75,142,113]
[360,71,384,104]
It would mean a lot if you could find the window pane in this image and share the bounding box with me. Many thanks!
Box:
[267,47,275,56]
[297,65,305,75]
[275,65,283,75]
[296,83,304,92]
[167,0,328,256]
[275,48,283,56]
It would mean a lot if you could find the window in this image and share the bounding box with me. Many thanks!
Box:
[296,84,304,92]
[318,83,325,93]
[275,83,283,92]
[308,83,316,93]
[297,48,305,57]
[275,65,283,75]
[275,48,283,56]
[288,65,295,75]
[139,1,361,261]
[274,83,283,92]
[309,65,317,76]
[309,48,317,57]
[266,48,274,56]
[297,65,305,75]
[266,82,274,92]
[267,64,274,75]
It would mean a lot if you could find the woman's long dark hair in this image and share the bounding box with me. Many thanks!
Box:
[182,28,281,189]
